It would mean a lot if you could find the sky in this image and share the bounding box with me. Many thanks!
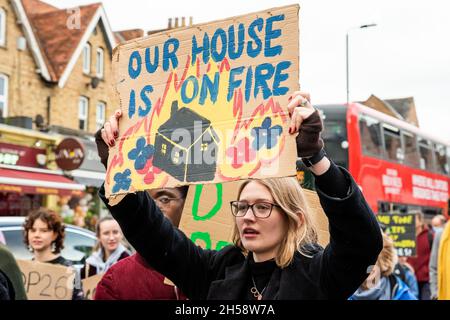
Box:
[45,0,450,142]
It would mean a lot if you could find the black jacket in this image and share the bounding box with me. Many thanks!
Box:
[99,167,382,300]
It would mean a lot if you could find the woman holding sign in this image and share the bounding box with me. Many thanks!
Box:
[23,209,84,300]
[97,92,383,299]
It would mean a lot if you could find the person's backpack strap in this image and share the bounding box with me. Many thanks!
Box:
[388,274,399,299]
[394,263,407,284]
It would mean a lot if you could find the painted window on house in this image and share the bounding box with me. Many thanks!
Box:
[0,73,8,118]
[83,43,91,74]
[96,101,106,130]
[0,8,6,47]
[96,48,104,78]
[79,96,89,130]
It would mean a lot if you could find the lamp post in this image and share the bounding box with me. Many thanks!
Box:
[346,23,377,105]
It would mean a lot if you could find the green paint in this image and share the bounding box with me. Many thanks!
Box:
[215,241,231,250]
[191,231,212,249]
[192,183,223,221]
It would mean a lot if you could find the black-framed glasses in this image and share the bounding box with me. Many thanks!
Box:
[230,201,281,219]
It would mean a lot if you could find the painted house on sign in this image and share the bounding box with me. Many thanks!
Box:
[153,101,220,182]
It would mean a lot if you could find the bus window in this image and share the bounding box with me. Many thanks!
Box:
[322,120,348,168]
[418,138,434,171]
[434,143,449,175]
[382,124,403,163]
[402,131,420,168]
[359,115,382,157]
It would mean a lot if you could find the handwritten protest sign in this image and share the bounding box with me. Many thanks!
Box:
[106,5,299,204]
[377,214,416,257]
[82,273,103,300]
[179,181,330,251]
[16,260,75,300]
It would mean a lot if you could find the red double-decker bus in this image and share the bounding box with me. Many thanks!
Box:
[301,103,450,219]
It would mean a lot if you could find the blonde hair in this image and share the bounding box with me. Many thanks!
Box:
[232,177,318,268]
[377,232,398,277]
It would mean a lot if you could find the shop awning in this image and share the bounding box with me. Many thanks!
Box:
[0,167,85,196]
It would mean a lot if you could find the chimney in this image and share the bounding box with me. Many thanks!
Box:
[175,17,179,28]
[168,18,172,29]
[171,100,178,117]
[181,17,186,27]
[189,16,193,26]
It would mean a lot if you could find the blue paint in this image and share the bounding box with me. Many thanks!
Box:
[227,66,244,101]
[247,18,263,58]
[112,169,131,193]
[181,76,199,104]
[163,38,179,71]
[273,61,291,96]
[128,51,142,79]
[251,117,283,150]
[228,24,245,60]
[145,47,159,74]
[211,28,227,62]
[128,89,136,118]
[264,14,284,57]
[192,33,210,65]
[245,66,253,102]
[128,137,154,170]
[254,63,275,99]
[200,72,220,105]
[139,85,153,117]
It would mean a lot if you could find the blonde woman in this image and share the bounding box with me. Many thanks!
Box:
[97,92,383,299]
[350,232,417,300]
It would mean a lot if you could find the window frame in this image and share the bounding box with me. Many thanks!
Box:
[401,130,420,168]
[0,73,8,118]
[96,47,104,78]
[417,137,435,172]
[0,7,6,47]
[95,101,106,130]
[359,114,383,158]
[82,43,91,74]
[433,142,449,175]
[78,96,89,130]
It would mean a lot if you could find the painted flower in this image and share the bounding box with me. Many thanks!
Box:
[128,137,155,170]
[226,137,256,169]
[251,117,283,150]
[112,169,132,193]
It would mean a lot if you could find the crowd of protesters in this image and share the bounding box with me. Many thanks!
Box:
[1,91,449,301]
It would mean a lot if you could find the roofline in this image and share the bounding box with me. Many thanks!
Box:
[351,102,450,146]
[58,6,117,88]
[11,0,52,82]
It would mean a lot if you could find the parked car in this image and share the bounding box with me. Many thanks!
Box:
[0,216,97,265]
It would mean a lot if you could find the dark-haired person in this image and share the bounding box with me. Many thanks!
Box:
[93,132,187,300]
[0,244,27,300]
[82,216,130,278]
[97,91,383,300]
[23,209,84,300]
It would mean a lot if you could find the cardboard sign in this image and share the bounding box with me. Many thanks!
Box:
[82,273,103,300]
[16,260,75,300]
[377,214,416,257]
[106,5,299,204]
[179,181,330,251]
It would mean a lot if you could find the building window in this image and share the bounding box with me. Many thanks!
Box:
[96,101,105,130]
[0,8,6,47]
[83,43,91,74]
[96,48,104,78]
[0,73,8,118]
[78,96,89,130]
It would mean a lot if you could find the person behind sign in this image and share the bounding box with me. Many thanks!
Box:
[349,232,417,300]
[81,216,130,279]
[23,209,84,300]
[407,212,433,300]
[97,91,383,299]
[92,134,187,300]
